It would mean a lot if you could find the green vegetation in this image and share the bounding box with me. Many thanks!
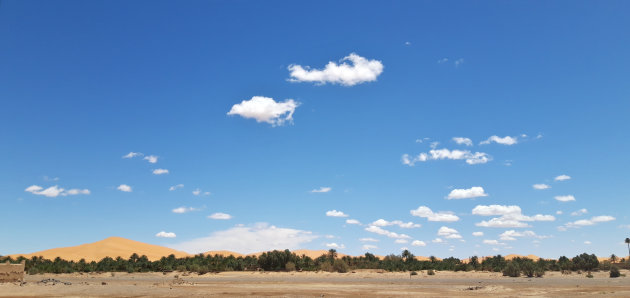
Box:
[610,266,621,278]
[0,251,622,277]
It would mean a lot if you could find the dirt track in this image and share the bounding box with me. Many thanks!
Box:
[1,270,629,297]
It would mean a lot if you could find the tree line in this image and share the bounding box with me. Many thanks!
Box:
[0,249,626,277]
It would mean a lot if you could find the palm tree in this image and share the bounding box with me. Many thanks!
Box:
[401,250,414,262]
[626,238,630,259]
[610,254,618,263]
[327,249,337,260]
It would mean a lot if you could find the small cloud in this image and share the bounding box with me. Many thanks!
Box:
[452,137,473,146]
[411,240,426,247]
[555,195,575,202]
[326,243,345,249]
[153,169,169,175]
[172,206,199,214]
[402,148,491,166]
[454,58,464,67]
[346,219,361,225]
[483,239,503,245]
[117,184,132,192]
[584,240,591,245]
[371,219,421,229]
[437,226,462,239]
[311,187,332,193]
[405,41,411,46]
[208,212,232,220]
[144,155,158,164]
[556,211,563,215]
[555,174,571,181]
[480,135,518,145]
[560,215,615,230]
[532,184,550,190]
[169,184,184,191]
[123,152,142,159]
[192,188,211,196]
[394,239,408,244]
[359,238,379,242]
[571,208,588,216]
[364,225,411,239]
[472,231,484,237]
[410,206,460,222]
[25,185,90,198]
[447,186,488,200]
[155,231,176,238]
[227,96,299,127]
[437,58,449,64]
[287,53,384,86]
[362,244,378,250]
[432,238,444,243]
[326,210,349,217]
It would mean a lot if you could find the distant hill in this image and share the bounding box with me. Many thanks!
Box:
[8,237,190,262]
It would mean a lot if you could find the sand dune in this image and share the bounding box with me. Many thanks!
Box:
[8,237,190,262]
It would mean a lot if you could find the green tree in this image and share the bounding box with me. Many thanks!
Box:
[625,238,630,259]
[610,254,618,263]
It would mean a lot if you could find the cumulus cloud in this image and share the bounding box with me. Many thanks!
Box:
[25,185,90,198]
[571,208,588,216]
[117,184,132,192]
[410,206,460,222]
[171,223,317,254]
[447,186,488,199]
[311,187,332,193]
[364,225,411,239]
[432,238,444,243]
[555,174,571,181]
[394,239,408,244]
[172,206,199,214]
[287,53,383,86]
[346,219,361,225]
[362,244,378,250]
[411,240,426,247]
[144,155,158,164]
[483,239,503,245]
[559,215,616,230]
[584,240,591,245]
[480,135,518,145]
[437,226,462,239]
[454,58,464,67]
[371,219,421,228]
[359,238,379,242]
[452,137,473,146]
[326,243,345,249]
[532,184,550,190]
[208,213,232,220]
[472,204,555,228]
[555,195,575,202]
[169,184,184,191]
[326,210,348,217]
[472,231,484,237]
[155,231,176,238]
[499,230,550,241]
[227,96,299,126]
[153,169,169,175]
[192,188,211,196]
[123,152,142,159]
[402,148,491,166]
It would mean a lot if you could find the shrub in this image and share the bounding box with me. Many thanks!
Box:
[319,262,334,272]
[502,262,520,277]
[534,268,545,278]
[410,271,418,276]
[427,269,435,275]
[332,259,349,273]
[521,261,535,278]
[285,262,296,272]
[586,272,593,278]
[610,266,621,278]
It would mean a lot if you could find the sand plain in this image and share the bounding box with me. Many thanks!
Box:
[1,269,629,297]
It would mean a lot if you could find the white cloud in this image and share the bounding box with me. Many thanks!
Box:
[571,208,588,216]
[311,187,332,193]
[171,223,316,254]
[144,155,158,164]
[411,240,426,247]
[359,238,379,242]
[555,174,571,181]
[432,238,444,243]
[480,135,518,145]
[287,53,383,86]
[454,58,464,67]
[447,186,488,199]
[123,152,142,159]
[153,169,169,175]
[499,230,549,241]
[394,239,408,244]
[346,219,361,225]
[208,212,232,220]
[483,239,503,245]
[555,195,575,202]
[405,41,411,46]
[227,96,299,126]
[155,231,176,238]
[364,225,411,239]
[437,226,462,239]
[472,204,555,228]
[437,58,449,64]
[192,188,210,196]
[584,241,591,245]
[117,184,132,192]
[326,210,348,217]
[326,243,345,249]
[172,206,199,214]
[169,184,184,191]
[25,185,90,198]
[371,219,421,229]
[362,244,378,250]
[402,148,491,166]
[556,211,563,215]
[410,206,460,222]
[452,137,473,146]
[560,215,615,230]
[532,184,550,190]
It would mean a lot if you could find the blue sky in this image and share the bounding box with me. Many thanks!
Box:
[1,0,629,259]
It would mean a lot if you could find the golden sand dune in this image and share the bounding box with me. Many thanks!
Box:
[8,237,190,262]
[503,254,541,260]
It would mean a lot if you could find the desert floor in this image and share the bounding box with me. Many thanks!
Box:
[1,269,629,297]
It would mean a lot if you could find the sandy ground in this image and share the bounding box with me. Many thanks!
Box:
[1,269,629,297]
